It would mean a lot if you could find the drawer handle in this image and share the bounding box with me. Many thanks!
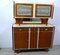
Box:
[45,29,48,31]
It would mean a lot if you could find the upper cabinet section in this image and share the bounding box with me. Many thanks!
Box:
[14,3,33,18]
[35,4,54,18]
[14,2,54,19]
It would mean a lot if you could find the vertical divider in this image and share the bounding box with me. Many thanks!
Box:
[28,28,30,49]
[37,28,39,48]
[12,27,15,50]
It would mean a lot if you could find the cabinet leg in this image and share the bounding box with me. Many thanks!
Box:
[14,50,21,53]
[44,49,49,52]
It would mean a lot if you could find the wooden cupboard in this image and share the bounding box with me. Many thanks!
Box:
[12,27,54,52]
[13,3,54,53]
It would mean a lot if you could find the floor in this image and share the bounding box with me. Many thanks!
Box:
[0,45,60,55]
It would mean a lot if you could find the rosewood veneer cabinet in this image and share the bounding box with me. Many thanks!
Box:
[12,3,55,53]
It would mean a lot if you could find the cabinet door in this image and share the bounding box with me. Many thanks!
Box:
[13,28,29,49]
[38,27,54,48]
[30,28,38,48]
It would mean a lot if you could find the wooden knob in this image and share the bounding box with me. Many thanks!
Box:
[19,29,22,31]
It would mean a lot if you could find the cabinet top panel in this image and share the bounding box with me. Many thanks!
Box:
[12,24,54,27]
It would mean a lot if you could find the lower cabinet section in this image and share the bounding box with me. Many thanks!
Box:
[12,27,55,51]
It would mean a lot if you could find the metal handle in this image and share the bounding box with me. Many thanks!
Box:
[19,29,22,31]
[45,28,48,31]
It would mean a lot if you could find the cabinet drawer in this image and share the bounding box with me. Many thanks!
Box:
[13,28,29,32]
[30,28,38,32]
[39,27,53,31]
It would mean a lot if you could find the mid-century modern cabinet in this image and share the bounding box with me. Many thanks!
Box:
[12,2,54,53]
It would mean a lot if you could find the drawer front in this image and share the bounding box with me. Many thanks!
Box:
[13,28,29,32]
[30,28,38,32]
[39,27,53,31]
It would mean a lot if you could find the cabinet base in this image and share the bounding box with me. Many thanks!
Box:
[14,49,49,53]
[14,50,21,53]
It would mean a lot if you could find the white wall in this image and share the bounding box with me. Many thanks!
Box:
[0,0,60,48]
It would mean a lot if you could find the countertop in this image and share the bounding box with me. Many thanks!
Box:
[13,24,54,27]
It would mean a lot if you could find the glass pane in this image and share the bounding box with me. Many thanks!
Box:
[17,5,32,15]
[37,6,50,16]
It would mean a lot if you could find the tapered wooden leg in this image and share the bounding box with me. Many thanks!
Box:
[44,49,49,52]
[14,50,21,53]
